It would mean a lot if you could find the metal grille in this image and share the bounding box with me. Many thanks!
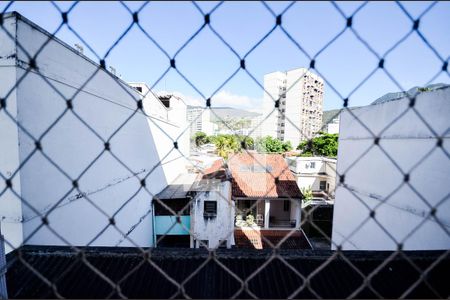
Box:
[0,1,449,299]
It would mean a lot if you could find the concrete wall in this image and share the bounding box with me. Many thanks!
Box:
[332,87,450,250]
[0,16,24,251]
[0,14,189,252]
[190,181,235,249]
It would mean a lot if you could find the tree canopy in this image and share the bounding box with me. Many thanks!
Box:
[255,136,293,153]
[208,134,254,159]
[192,131,210,147]
[193,133,295,158]
[297,133,338,157]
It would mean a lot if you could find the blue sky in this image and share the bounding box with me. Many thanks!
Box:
[2,1,449,111]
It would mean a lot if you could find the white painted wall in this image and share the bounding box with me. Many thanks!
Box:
[128,83,168,121]
[287,157,337,195]
[0,14,189,253]
[186,107,216,136]
[327,119,340,134]
[289,200,302,227]
[332,87,450,250]
[0,16,24,251]
[284,68,306,146]
[259,72,284,139]
[190,180,235,249]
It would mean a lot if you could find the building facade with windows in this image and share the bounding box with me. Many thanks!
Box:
[186,105,217,136]
[260,68,324,147]
[228,153,303,229]
[190,160,235,249]
[152,160,235,249]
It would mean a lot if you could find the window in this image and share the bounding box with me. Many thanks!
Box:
[310,162,316,168]
[135,86,142,92]
[204,201,217,217]
[283,200,290,212]
[218,240,227,249]
[320,181,327,191]
[198,240,209,249]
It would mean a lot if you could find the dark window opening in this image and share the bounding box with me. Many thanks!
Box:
[135,86,142,93]
[154,198,190,216]
[283,200,290,212]
[156,235,190,248]
[204,201,217,217]
[161,99,170,108]
[320,181,327,191]
[199,240,209,249]
[218,240,227,248]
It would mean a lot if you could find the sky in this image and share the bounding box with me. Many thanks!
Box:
[1,1,449,112]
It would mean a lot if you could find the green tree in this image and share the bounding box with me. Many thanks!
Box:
[210,134,254,159]
[301,186,313,201]
[297,132,338,157]
[212,134,240,159]
[237,135,254,150]
[193,131,209,147]
[255,136,293,153]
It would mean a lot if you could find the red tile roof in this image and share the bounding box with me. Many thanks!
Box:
[201,159,227,180]
[228,153,302,199]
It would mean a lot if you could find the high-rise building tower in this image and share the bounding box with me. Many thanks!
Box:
[259,68,324,147]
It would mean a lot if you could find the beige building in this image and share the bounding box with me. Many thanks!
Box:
[260,68,324,147]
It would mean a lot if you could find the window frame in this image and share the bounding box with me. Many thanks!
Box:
[204,200,217,218]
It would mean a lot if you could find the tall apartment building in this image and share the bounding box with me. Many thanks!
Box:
[260,68,324,147]
[186,106,217,136]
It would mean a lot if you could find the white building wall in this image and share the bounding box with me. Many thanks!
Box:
[327,120,339,134]
[284,68,305,146]
[287,157,337,194]
[332,87,450,250]
[201,109,216,136]
[259,72,284,139]
[0,17,24,251]
[167,96,188,128]
[128,83,168,121]
[0,14,189,252]
[187,107,216,136]
[190,181,235,249]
